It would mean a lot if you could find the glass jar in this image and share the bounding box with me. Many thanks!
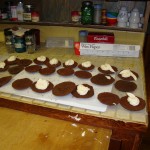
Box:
[93,4,102,24]
[71,11,80,23]
[81,1,94,25]
[79,30,88,42]
[23,5,33,22]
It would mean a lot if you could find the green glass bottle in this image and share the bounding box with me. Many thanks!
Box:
[81,1,94,25]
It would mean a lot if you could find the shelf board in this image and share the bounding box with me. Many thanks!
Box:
[0,20,144,32]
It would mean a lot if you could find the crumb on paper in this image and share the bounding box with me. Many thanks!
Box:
[68,114,81,121]
[81,131,86,137]
[71,123,78,127]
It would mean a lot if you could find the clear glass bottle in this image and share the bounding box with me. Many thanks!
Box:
[81,1,94,25]
[17,1,24,21]
[93,4,102,24]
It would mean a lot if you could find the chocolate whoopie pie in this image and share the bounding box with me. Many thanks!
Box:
[57,68,74,76]
[91,74,115,85]
[12,78,33,90]
[120,96,146,111]
[4,58,20,66]
[118,70,139,81]
[8,65,24,74]
[25,65,42,73]
[63,61,78,68]
[18,59,32,67]
[71,84,94,98]
[0,63,9,72]
[0,76,12,87]
[98,66,118,74]
[31,81,54,93]
[97,92,120,106]
[75,70,92,79]
[33,57,49,65]
[52,81,76,96]
[46,61,61,68]
[39,67,55,75]
[114,80,137,92]
[78,64,95,71]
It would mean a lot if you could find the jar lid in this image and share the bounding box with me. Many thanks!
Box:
[82,1,93,6]
[79,30,88,36]
[25,5,33,8]
[71,11,79,15]
[94,4,102,10]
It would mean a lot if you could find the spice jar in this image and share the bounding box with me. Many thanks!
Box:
[71,11,79,23]
[81,1,94,25]
[31,11,40,22]
[79,30,88,42]
[101,9,107,25]
[23,5,33,22]
[93,4,102,24]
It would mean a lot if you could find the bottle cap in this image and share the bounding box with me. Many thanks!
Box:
[79,30,88,36]
[94,4,102,10]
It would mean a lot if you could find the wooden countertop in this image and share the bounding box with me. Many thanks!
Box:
[0,43,148,132]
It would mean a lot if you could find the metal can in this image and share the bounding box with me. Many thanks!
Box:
[23,5,33,22]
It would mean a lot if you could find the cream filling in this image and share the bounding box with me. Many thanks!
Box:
[119,69,137,81]
[35,79,49,90]
[50,58,58,65]
[101,63,115,72]
[37,56,46,62]
[65,59,74,66]
[7,56,16,62]
[77,84,90,95]
[127,92,140,106]
[82,61,91,68]
[0,62,6,68]
[105,75,111,80]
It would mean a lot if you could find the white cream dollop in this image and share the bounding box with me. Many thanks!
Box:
[82,61,91,68]
[127,92,140,106]
[35,79,49,90]
[50,58,58,65]
[77,84,90,95]
[101,63,115,72]
[119,69,137,81]
[0,62,6,68]
[37,56,46,62]
[65,59,74,66]
[7,56,16,62]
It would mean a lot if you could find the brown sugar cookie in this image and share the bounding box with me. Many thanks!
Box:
[25,65,42,73]
[91,74,115,85]
[39,67,55,75]
[31,81,54,93]
[12,78,33,90]
[120,95,146,111]
[114,80,137,92]
[0,63,9,72]
[4,57,20,66]
[97,92,120,106]
[71,84,94,98]
[98,66,118,74]
[18,59,32,67]
[33,56,49,65]
[52,81,76,96]
[0,76,12,87]
[118,70,139,81]
[8,65,24,74]
[78,64,95,71]
[46,60,61,68]
[63,61,78,68]
[75,70,92,79]
[57,68,74,76]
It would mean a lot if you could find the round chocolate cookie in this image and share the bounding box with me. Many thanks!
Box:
[97,92,120,106]
[120,96,146,111]
[98,66,118,74]
[118,70,139,81]
[57,68,74,76]
[25,65,42,73]
[8,65,24,74]
[39,67,55,75]
[63,61,78,68]
[4,58,20,66]
[0,63,9,72]
[91,74,115,85]
[18,59,32,67]
[52,81,76,96]
[75,70,92,79]
[78,64,95,71]
[0,76,12,87]
[114,80,137,92]
[46,61,61,68]
[31,81,54,93]
[33,57,49,65]
[71,84,94,98]
[12,78,33,90]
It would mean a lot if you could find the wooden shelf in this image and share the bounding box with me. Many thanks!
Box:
[0,20,144,32]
